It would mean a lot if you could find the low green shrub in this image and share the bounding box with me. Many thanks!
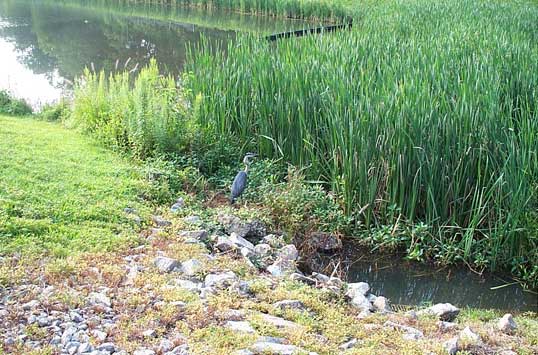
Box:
[37,100,71,121]
[0,90,32,116]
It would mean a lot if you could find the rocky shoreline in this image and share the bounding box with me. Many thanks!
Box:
[0,204,535,355]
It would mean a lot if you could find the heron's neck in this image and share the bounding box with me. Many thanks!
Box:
[244,163,249,173]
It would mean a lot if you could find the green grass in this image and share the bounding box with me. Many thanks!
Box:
[0,115,148,257]
[187,0,538,280]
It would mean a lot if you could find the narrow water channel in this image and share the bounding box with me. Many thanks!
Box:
[311,243,537,312]
[0,0,308,107]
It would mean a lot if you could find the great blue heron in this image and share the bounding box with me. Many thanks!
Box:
[230,153,257,204]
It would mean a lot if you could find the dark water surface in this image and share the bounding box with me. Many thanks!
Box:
[313,243,537,312]
[0,0,307,107]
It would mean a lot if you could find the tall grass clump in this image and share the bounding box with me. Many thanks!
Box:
[188,0,538,282]
[72,59,194,159]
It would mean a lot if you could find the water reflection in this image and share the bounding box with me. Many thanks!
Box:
[0,0,306,107]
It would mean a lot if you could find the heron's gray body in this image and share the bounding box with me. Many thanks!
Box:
[230,170,248,203]
[229,153,256,204]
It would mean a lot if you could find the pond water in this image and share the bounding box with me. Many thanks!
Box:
[310,243,537,312]
[0,0,308,107]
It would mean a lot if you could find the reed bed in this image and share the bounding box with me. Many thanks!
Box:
[188,0,538,272]
[97,0,352,22]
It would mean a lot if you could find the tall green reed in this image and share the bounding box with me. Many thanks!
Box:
[188,0,538,271]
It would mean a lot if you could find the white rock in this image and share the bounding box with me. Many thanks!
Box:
[349,293,373,312]
[225,321,255,333]
[172,279,202,292]
[142,329,156,338]
[339,338,358,350]
[345,282,370,298]
[90,329,107,342]
[181,259,203,276]
[418,303,460,321]
[204,271,237,288]
[22,300,40,310]
[459,326,481,345]
[372,296,391,313]
[183,215,202,225]
[498,313,517,334]
[134,349,156,355]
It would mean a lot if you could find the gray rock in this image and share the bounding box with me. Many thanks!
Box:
[152,215,172,227]
[260,314,302,330]
[498,313,517,334]
[229,233,255,250]
[349,293,373,312]
[312,272,330,283]
[158,339,175,353]
[62,326,78,345]
[171,198,185,212]
[3,337,15,346]
[273,300,306,312]
[339,338,358,350]
[134,349,156,355]
[277,245,298,262]
[183,215,202,225]
[418,303,460,321]
[172,279,202,293]
[372,296,391,313]
[179,230,208,242]
[70,311,83,323]
[256,336,288,344]
[87,292,112,307]
[50,335,61,345]
[443,337,459,355]
[181,259,203,276]
[250,342,304,355]
[154,257,180,273]
[267,259,297,277]
[78,342,94,353]
[22,300,40,310]
[218,215,267,239]
[204,271,238,289]
[37,316,51,327]
[254,243,272,257]
[215,236,236,252]
[309,232,342,252]
[225,321,255,333]
[96,342,116,352]
[289,273,316,285]
[262,234,285,248]
[345,282,370,299]
[27,314,37,324]
[66,341,81,354]
[384,321,424,340]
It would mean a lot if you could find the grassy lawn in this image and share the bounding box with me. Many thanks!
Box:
[0,115,147,257]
